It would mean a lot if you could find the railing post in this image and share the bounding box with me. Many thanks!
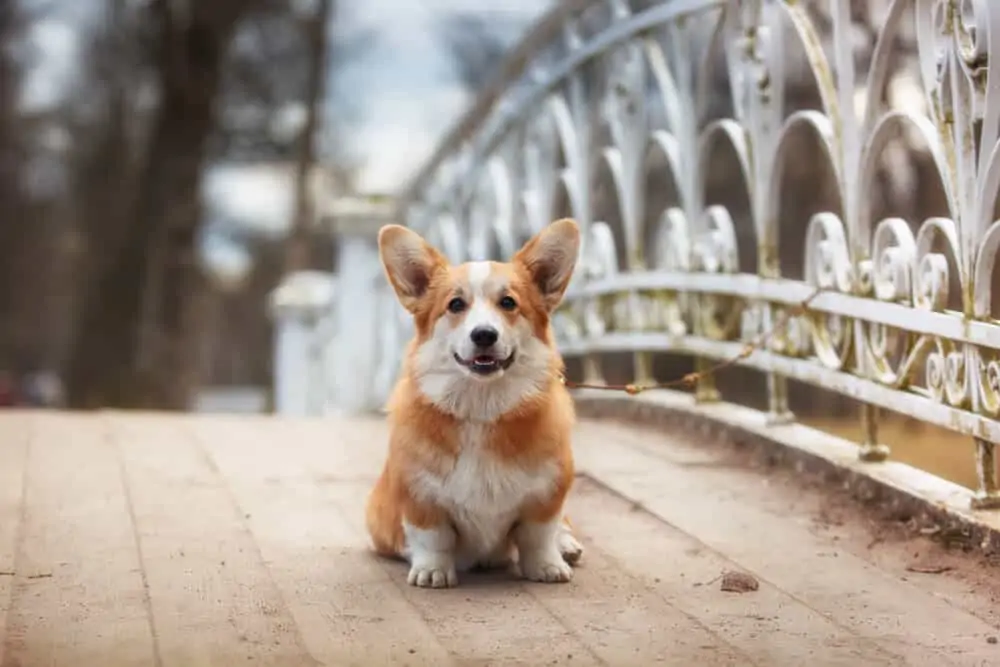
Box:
[973,438,1000,510]
[858,404,889,462]
[694,357,721,403]
[325,196,395,414]
[268,271,336,416]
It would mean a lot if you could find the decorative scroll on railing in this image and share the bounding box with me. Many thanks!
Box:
[385,0,1000,508]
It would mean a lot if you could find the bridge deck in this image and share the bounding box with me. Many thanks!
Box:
[0,411,998,666]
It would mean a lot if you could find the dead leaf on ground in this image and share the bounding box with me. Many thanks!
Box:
[720,571,759,593]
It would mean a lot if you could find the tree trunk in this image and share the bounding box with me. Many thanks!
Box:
[284,0,333,273]
[134,1,253,409]
[0,2,25,371]
[65,0,251,409]
[63,0,136,408]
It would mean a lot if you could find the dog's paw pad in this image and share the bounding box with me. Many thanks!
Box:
[521,557,573,583]
[407,565,458,588]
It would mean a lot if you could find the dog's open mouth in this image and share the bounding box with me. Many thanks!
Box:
[453,351,516,376]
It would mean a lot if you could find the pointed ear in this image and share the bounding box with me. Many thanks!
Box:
[377,225,447,312]
[514,218,581,311]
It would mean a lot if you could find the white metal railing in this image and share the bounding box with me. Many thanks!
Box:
[373,0,1000,509]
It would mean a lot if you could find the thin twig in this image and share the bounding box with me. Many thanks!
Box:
[563,287,824,394]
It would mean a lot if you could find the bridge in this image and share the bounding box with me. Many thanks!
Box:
[4,0,1000,664]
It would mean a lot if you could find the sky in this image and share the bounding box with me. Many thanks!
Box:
[21,0,549,194]
[18,0,552,280]
[338,0,550,193]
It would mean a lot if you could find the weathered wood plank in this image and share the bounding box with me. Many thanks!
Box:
[277,419,755,666]
[1,414,155,667]
[111,414,315,667]
[504,516,754,666]
[3,410,998,666]
[574,421,1000,666]
[0,413,29,666]
[196,417,455,667]
[568,479,903,666]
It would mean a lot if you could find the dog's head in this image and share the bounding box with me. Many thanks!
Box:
[378,219,580,420]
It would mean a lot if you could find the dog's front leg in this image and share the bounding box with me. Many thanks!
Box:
[514,515,574,583]
[403,508,458,588]
[514,485,574,584]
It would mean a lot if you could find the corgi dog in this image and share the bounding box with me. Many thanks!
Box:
[365,218,584,588]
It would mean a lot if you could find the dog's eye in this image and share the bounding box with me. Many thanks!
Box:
[447,297,466,313]
[498,296,517,311]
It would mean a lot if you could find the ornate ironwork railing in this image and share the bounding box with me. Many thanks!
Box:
[378,0,1000,508]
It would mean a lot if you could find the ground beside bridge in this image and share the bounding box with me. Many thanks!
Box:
[1,411,999,666]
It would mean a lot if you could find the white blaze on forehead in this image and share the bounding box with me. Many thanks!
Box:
[464,261,502,332]
[413,258,557,421]
[466,261,492,294]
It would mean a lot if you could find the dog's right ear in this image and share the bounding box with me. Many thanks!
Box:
[378,225,447,312]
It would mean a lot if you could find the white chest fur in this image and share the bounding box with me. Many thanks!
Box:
[410,423,559,568]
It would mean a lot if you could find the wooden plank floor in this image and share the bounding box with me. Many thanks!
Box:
[1,411,999,666]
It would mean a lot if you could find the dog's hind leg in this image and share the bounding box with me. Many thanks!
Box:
[558,515,584,565]
[365,469,404,559]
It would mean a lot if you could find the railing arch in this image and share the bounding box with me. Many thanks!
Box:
[269,0,1000,512]
[390,0,1000,508]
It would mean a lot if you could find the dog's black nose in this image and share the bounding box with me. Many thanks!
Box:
[470,326,499,348]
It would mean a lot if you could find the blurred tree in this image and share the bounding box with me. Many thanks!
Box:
[200,0,369,398]
[130,0,268,409]
[0,1,74,375]
[0,1,29,371]
[62,0,367,409]
[62,0,143,407]
[435,10,522,93]
[0,0,21,219]
[285,0,332,273]
[65,0,260,409]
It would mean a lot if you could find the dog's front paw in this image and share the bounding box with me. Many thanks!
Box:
[520,552,573,583]
[407,549,458,588]
[407,562,458,588]
[403,521,458,588]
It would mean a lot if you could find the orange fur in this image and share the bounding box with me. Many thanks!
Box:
[366,219,584,587]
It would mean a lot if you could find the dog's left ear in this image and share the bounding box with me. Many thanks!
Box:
[514,218,580,312]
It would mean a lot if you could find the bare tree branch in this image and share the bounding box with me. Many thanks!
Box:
[284,0,333,272]
[435,11,523,93]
